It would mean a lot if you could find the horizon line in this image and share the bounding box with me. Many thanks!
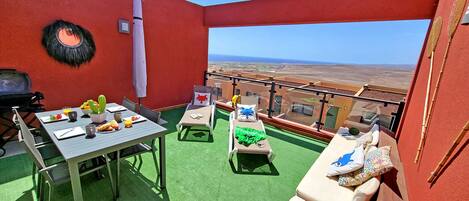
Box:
[208,53,416,66]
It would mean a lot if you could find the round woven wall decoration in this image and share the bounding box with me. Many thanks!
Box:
[42,20,96,67]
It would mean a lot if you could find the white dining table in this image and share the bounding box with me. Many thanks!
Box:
[35,103,167,201]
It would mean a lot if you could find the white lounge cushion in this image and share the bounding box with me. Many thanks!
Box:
[296,134,356,201]
[352,176,381,201]
[327,145,365,176]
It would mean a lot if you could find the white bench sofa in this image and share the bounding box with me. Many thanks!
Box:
[291,128,408,201]
[290,134,358,201]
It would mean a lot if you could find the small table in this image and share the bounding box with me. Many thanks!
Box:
[35,103,167,201]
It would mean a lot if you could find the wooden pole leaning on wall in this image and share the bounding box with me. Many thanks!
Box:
[416,0,467,163]
[427,121,469,184]
[414,17,443,163]
[425,0,466,132]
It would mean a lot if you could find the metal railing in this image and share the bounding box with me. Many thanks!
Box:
[204,71,405,133]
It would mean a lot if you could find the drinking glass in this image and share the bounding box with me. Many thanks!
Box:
[114,112,122,123]
[68,111,78,122]
[85,124,96,138]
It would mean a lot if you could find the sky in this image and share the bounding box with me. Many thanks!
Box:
[209,20,430,65]
[188,1,430,65]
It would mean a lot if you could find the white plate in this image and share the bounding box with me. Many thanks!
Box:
[40,114,69,123]
[123,115,147,123]
[106,106,127,113]
[53,127,85,140]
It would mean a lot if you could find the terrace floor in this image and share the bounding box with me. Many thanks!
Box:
[0,108,328,201]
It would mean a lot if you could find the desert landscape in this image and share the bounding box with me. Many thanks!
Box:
[208,62,415,89]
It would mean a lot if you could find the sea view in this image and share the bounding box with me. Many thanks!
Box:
[208,54,415,89]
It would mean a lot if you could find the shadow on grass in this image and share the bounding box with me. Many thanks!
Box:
[229,154,279,176]
[177,127,213,143]
[121,160,170,201]
[266,128,327,153]
[0,154,34,185]
[16,188,35,201]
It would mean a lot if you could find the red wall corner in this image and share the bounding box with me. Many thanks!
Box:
[0,0,208,110]
[396,0,469,200]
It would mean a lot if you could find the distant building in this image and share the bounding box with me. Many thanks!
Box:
[207,70,406,132]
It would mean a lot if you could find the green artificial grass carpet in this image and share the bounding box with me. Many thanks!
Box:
[0,108,327,201]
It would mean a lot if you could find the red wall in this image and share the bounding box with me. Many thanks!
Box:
[397,0,469,200]
[0,0,207,110]
[204,0,469,200]
[204,0,437,27]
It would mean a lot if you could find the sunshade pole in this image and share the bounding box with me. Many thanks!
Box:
[133,0,147,100]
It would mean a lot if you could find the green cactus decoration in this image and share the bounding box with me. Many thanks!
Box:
[88,100,99,114]
[88,95,106,114]
[98,95,106,113]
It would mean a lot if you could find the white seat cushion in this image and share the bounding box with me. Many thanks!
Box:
[289,195,305,201]
[368,124,380,146]
[352,176,381,201]
[296,134,357,201]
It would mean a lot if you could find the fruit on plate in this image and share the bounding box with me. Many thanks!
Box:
[49,114,62,121]
[131,116,140,121]
[63,108,72,116]
[124,119,133,128]
[80,100,98,110]
[97,120,119,132]
[110,120,119,129]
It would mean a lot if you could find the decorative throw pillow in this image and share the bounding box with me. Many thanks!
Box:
[356,133,373,148]
[236,104,257,122]
[338,146,393,186]
[193,92,210,106]
[352,176,381,201]
[337,127,350,135]
[327,145,365,176]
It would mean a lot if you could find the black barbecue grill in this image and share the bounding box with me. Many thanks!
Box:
[0,69,44,157]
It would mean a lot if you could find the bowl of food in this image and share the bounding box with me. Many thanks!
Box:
[80,100,95,116]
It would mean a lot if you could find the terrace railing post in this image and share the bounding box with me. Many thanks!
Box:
[391,100,406,133]
[203,71,208,86]
[231,78,237,97]
[316,93,328,132]
[267,82,276,118]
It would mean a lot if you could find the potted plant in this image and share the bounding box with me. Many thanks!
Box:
[89,95,107,123]
[349,127,360,136]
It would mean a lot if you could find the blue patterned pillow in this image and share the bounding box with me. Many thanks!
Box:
[327,145,365,176]
[236,104,257,122]
[338,146,393,186]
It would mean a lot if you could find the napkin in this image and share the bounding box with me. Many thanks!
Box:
[53,127,85,140]
[107,106,127,113]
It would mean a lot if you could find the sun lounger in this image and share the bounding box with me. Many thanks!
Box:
[176,85,216,136]
[228,96,274,163]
